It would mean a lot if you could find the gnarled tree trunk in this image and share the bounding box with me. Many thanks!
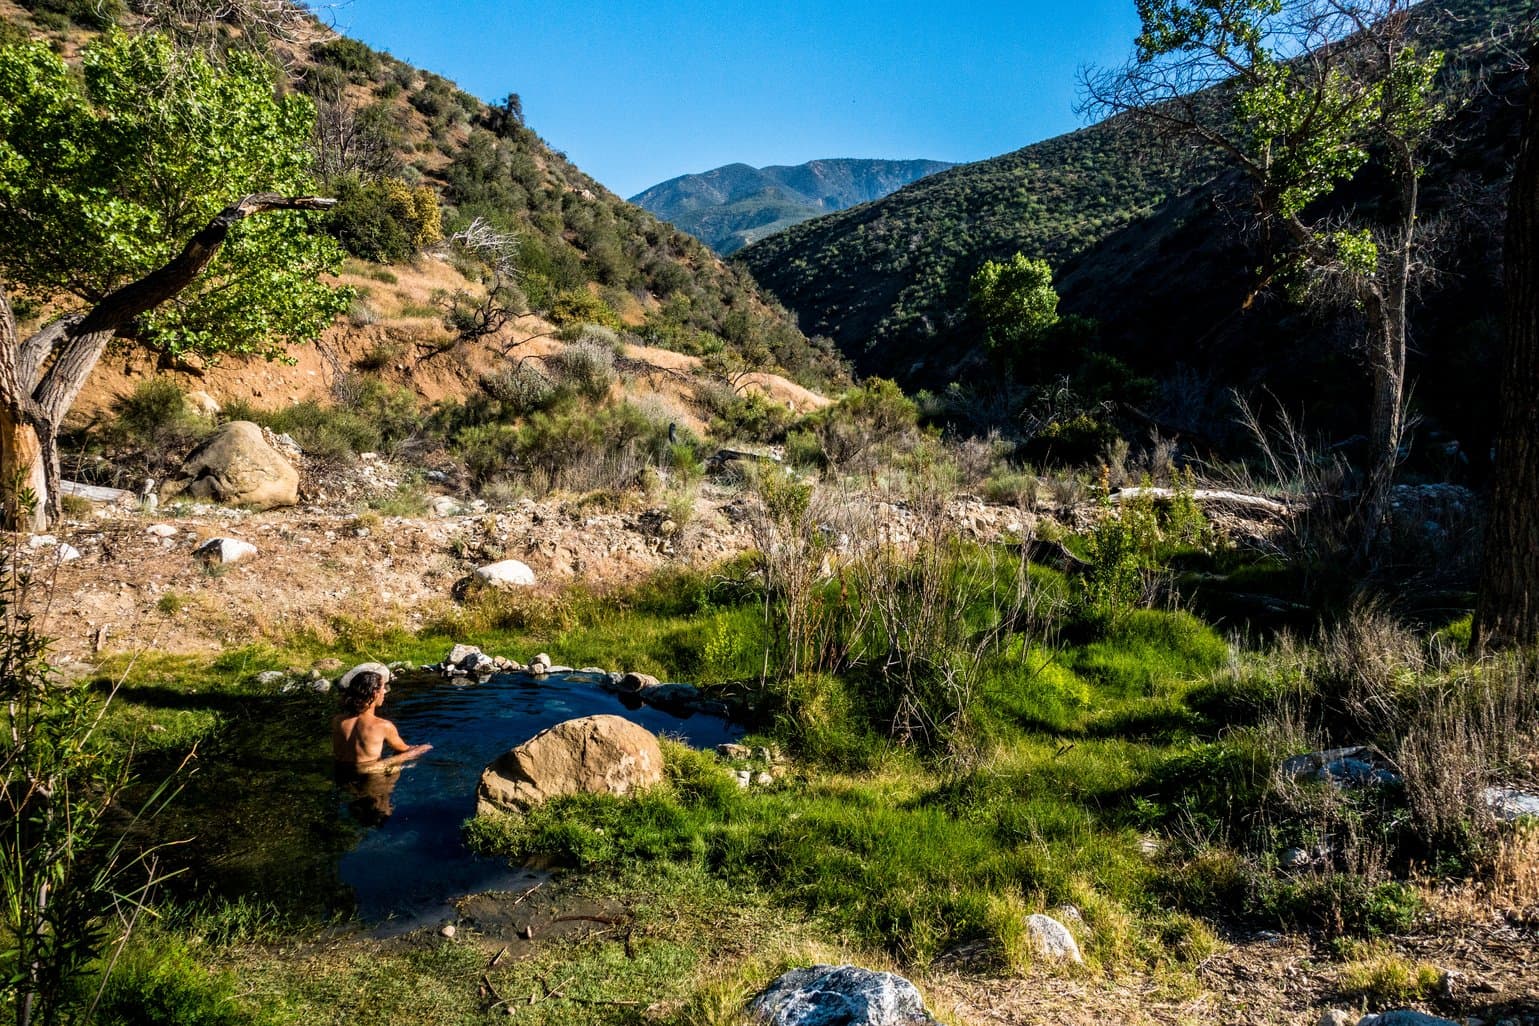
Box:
[1474,46,1539,650]
[0,406,46,530]
[0,193,334,532]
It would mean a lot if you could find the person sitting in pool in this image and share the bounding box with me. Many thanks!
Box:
[331,669,432,772]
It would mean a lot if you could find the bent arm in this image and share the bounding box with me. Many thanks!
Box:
[381,720,431,761]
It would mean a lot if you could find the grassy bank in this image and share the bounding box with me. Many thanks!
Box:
[10,510,1536,1025]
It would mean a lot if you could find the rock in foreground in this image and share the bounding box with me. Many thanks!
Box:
[1357,1012,1459,1026]
[476,715,663,816]
[1025,913,1083,963]
[161,421,299,510]
[473,558,537,589]
[194,537,258,565]
[751,965,940,1026]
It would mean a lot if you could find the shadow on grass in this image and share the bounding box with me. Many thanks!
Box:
[111,683,362,928]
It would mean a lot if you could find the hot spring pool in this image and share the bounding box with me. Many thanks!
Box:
[334,669,742,925]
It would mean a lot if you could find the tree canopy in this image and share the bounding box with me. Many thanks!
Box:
[1087,0,1448,555]
[968,253,1060,354]
[0,31,349,361]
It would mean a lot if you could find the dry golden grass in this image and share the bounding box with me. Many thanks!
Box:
[1429,822,1539,929]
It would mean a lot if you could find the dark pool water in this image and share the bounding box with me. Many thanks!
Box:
[335,669,742,926]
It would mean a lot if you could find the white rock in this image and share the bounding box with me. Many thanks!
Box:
[27,534,57,548]
[445,644,482,669]
[338,662,392,691]
[56,544,80,561]
[439,923,456,939]
[1357,1013,1460,1026]
[751,965,940,1026]
[254,670,288,686]
[194,537,258,565]
[1481,786,1539,822]
[734,770,751,789]
[754,771,774,786]
[146,524,178,538]
[430,496,464,517]
[1282,846,1313,869]
[1319,1010,1356,1026]
[185,390,221,417]
[472,559,536,589]
[1026,913,1083,963]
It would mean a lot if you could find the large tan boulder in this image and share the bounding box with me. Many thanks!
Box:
[161,421,298,510]
[476,714,663,816]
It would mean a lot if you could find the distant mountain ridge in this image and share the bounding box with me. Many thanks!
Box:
[631,158,954,254]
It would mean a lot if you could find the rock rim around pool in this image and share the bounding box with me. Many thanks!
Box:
[476,714,664,816]
[751,964,941,1026]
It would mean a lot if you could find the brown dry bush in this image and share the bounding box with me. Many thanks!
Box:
[1253,604,1539,908]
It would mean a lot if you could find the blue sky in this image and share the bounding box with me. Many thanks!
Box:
[332,1,1145,199]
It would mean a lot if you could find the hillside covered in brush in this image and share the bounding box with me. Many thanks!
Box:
[738,0,1530,452]
[631,158,954,255]
[0,0,843,390]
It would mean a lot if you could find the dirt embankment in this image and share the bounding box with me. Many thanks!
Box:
[17,462,1044,666]
[72,257,831,440]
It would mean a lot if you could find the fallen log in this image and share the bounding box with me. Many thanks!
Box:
[60,480,136,505]
[1109,487,1300,517]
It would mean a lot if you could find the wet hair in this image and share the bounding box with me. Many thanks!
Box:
[339,670,386,715]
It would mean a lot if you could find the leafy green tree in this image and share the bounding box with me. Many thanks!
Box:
[1086,0,1447,555]
[0,32,349,529]
[968,253,1060,356]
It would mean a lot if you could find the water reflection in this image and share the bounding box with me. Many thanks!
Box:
[334,763,403,827]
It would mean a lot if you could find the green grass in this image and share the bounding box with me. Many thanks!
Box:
[97,555,1251,971]
[218,861,830,1026]
[80,539,1493,1026]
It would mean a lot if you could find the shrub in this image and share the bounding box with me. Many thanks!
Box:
[983,471,1040,507]
[801,378,919,471]
[261,400,378,463]
[1335,942,1444,1004]
[452,422,519,487]
[297,62,347,99]
[328,176,443,263]
[1077,507,1150,629]
[108,378,212,457]
[1,554,177,1025]
[549,288,623,331]
[1024,411,1121,467]
[1247,873,1422,937]
[698,383,796,444]
[550,339,617,401]
[21,0,122,29]
[310,38,379,81]
[480,363,555,416]
[94,933,274,1026]
[450,401,673,494]
[231,377,422,466]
